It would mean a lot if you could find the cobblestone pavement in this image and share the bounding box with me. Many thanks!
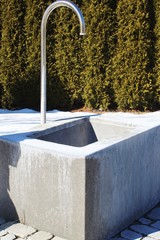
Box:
[0,219,66,240]
[0,202,160,240]
[111,202,160,240]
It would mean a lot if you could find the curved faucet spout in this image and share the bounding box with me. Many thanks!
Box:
[41,0,86,124]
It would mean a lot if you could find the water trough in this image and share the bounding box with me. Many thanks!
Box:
[0,116,160,240]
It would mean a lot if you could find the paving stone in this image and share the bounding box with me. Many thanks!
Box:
[27,230,53,240]
[52,237,67,240]
[148,230,160,240]
[139,217,152,225]
[0,218,6,225]
[142,238,156,240]
[16,238,28,240]
[109,238,127,240]
[7,223,36,238]
[121,229,142,240]
[147,207,160,220]
[16,238,27,240]
[0,229,7,237]
[1,233,16,240]
[0,202,160,240]
[151,221,160,230]
[0,222,15,231]
[130,224,157,235]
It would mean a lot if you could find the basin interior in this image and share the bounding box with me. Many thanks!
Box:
[36,120,98,147]
[31,118,135,147]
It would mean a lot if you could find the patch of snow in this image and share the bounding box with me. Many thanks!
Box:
[100,111,160,127]
[0,109,159,137]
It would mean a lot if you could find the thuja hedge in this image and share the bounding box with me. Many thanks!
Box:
[0,0,160,111]
[112,0,156,110]
[0,0,26,109]
[82,0,117,110]
[154,0,160,104]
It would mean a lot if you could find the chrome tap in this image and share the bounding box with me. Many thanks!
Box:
[41,0,86,124]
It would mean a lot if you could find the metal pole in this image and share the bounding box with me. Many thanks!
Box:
[40,0,86,124]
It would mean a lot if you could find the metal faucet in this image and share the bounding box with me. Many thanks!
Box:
[41,0,86,124]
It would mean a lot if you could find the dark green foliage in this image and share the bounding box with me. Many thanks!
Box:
[154,0,160,105]
[0,2,2,47]
[0,0,159,111]
[0,3,2,107]
[24,0,47,110]
[112,0,156,111]
[0,0,26,109]
[82,0,117,110]
[52,1,84,109]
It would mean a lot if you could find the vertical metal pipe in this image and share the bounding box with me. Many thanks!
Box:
[41,0,86,124]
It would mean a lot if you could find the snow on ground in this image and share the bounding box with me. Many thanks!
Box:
[0,108,160,136]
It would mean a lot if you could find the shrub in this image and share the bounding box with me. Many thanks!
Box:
[52,0,84,109]
[82,0,117,110]
[0,0,159,111]
[154,0,160,105]
[112,0,156,111]
[0,0,26,109]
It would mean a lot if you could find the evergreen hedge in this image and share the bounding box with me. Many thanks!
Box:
[82,0,117,110]
[1,0,26,109]
[0,0,159,111]
[154,0,160,105]
[51,1,84,109]
[112,0,156,111]
[23,0,46,109]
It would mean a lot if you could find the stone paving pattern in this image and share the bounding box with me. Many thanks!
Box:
[0,220,66,240]
[111,202,160,240]
[0,202,159,240]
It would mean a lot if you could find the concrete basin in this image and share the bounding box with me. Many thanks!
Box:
[30,118,138,147]
[0,116,160,240]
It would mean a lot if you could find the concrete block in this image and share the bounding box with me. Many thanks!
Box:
[16,239,26,240]
[142,238,157,240]
[109,238,126,240]
[0,117,160,240]
[0,222,16,231]
[0,230,7,237]
[53,237,67,240]
[7,223,36,238]
[16,238,28,240]
[138,218,152,225]
[28,231,53,240]
[1,233,16,240]
[130,224,157,235]
[147,207,160,220]
[148,230,160,240]
[151,221,160,230]
[121,229,142,239]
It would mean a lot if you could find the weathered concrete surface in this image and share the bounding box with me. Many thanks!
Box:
[0,117,159,240]
[85,124,160,240]
[0,136,86,240]
[0,140,85,239]
[1,202,160,239]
